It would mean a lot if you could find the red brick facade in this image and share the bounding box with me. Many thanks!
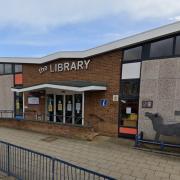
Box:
[22,50,122,136]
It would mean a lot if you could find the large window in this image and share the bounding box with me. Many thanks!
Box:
[4,64,12,74]
[150,38,173,58]
[123,46,142,61]
[15,64,22,73]
[120,80,140,99]
[0,64,3,74]
[175,36,180,55]
[0,64,22,75]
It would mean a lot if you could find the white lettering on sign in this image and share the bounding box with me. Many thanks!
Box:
[39,66,48,74]
[39,59,91,74]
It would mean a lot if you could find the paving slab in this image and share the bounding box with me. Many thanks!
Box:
[0,127,180,180]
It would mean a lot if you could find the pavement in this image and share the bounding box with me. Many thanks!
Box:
[0,127,180,180]
[0,172,14,180]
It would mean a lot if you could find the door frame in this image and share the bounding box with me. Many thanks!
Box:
[46,90,85,125]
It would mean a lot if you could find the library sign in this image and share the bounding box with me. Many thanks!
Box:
[38,59,91,74]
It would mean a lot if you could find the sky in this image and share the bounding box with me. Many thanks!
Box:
[0,0,180,57]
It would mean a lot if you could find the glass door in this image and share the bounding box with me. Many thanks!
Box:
[74,94,82,125]
[47,94,54,121]
[65,95,73,124]
[119,79,140,137]
[15,92,23,119]
[56,95,64,123]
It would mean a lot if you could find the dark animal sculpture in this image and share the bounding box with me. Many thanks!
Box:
[145,112,180,141]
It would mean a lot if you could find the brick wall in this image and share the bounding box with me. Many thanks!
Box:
[0,119,96,140]
[22,50,122,136]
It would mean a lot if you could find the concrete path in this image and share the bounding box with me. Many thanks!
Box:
[0,172,15,180]
[0,127,180,180]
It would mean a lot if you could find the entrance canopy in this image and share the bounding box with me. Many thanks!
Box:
[11,80,107,93]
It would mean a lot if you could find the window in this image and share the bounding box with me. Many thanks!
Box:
[15,92,23,117]
[123,46,142,61]
[120,80,140,99]
[122,62,141,79]
[15,64,22,73]
[0,64,4,74]
[150,38,173,58]
[175,36,180,55]
[4,64,12,74]
[120,100,138,128]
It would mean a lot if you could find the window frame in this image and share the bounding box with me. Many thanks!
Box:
[120,79,140,100]
[15,64,23,73]
[4,64,13,74]
[149,37,174,59]
[123,45,143,62]
[0,64,4,75]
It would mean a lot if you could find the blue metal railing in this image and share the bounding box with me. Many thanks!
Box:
[0,141,116,180]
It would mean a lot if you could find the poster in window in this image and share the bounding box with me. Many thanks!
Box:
[126,107,131,114]
[58,101,63,111]
[28,97,39,105]
[48,102,53,112]
[67,101,72,111]
[76,103,81,114]
[16,100,20,110]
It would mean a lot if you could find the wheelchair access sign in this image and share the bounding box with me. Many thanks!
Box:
[100,99,108,107]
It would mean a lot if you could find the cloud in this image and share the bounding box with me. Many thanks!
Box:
[0,0,179,30]
[169,16,180,21]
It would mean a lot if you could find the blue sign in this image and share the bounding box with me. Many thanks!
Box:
[100,99,108,107]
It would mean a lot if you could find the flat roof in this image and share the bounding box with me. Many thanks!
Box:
[1,21,180,64]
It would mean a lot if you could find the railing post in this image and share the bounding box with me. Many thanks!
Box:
[52,158,55,180]
[7,144,10,176]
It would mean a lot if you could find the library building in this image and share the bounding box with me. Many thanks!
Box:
[1,22,180,142]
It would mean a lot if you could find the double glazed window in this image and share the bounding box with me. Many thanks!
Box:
[123,35,180,61]
[123,46,142,61]
[0,64,22,75]
[120,80,140,99]
[175,36,180,56]
[15,64,23,73]
[4,64,12,74]
[150,38,173,58]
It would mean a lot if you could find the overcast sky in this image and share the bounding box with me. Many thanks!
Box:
[0,0,180,57]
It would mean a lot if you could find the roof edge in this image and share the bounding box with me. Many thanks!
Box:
[0,21,180,64]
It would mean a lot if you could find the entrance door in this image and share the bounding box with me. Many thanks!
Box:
[119,100,138,137]
[56,95,64,123]
[74,94,82,125]
[47,94,54,121]
[46,93,84,125]
[119,79,140,137]
[65,95,73,124]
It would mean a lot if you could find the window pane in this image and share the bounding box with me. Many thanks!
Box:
[15,64,22,73]
[122,62,141,79]
[175,36,180,55]
[4,64,12,74]
[150,38,173,58]
[120,100,138,128]
[15,92,23,117]
[74,94,82,125]
[121,80,140,99]
[0,64,4,74]
[123,46,142,61]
